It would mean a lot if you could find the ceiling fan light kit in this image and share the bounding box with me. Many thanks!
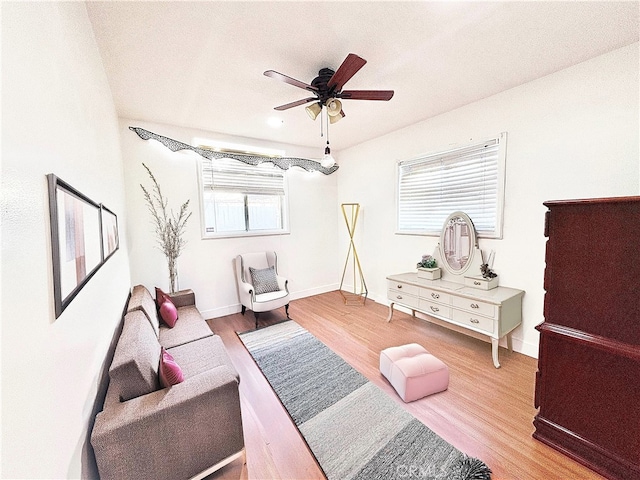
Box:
[329,110,345,124]
[305,102,322,120]
[326,98,342,116]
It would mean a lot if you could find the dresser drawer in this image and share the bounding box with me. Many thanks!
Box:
[388,289,419,309]
[452,296,495,318]
[419,299,452,319]
[419,288,451,305]
[387,280,419,296]
[452,309,495,334]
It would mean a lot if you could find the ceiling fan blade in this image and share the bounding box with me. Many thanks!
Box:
[264,70,318,92]
[274,97,318,111]
[327,53,367,92]
[339,90,394,101]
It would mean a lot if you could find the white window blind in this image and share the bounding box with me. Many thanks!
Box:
[200,157,288,237]
[202,158,285,196]
[397,134,506,238]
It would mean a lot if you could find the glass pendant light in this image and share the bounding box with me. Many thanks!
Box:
[321,141,335,168]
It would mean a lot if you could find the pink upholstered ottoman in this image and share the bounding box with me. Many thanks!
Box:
[380,343,449,402]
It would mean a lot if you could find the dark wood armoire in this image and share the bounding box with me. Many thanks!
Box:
[533,196,640,479]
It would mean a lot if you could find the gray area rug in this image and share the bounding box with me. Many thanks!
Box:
[238,320,491,480]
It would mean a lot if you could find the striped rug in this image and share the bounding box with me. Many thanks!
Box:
[238,320,491,480]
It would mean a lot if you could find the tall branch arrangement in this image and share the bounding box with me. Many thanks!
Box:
[140,163,192,293]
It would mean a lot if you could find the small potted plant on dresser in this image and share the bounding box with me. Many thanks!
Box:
[464,263,499,290]
[417,255,441,280]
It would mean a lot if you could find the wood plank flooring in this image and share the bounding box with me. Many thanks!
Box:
[205,291,604,480]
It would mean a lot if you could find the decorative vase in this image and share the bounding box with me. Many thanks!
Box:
[168,258,178,293]
[417,267,441,280]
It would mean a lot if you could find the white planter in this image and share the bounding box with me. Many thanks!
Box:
[417,267,441,280]
[464,275,499,290]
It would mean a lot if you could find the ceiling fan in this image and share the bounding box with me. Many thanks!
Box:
[264,53,394,123]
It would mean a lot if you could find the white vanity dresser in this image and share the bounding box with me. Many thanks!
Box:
[387,212,524,368]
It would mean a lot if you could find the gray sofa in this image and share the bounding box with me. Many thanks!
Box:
[91,285,244,480]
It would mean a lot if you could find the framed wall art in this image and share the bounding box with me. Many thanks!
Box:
[100,205,119,261]
[47,174,105,318]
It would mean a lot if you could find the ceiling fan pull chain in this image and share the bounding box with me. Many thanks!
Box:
[326,108,330,143]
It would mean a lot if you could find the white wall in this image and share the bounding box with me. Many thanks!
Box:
[1,3,131,478]
[120,120,340,318]
[337,43,639,358]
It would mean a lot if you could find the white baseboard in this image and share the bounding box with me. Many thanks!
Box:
[199,304,243,320]
[512,337,539,359]
[290,283,341,301]
[199,283,340,320]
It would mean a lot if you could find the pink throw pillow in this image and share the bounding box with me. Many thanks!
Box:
[159,301,178,328]
[155,287,175,309]
[159,347,184,388]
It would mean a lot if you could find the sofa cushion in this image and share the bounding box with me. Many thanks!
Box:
[159,305,213,349]
[159,301,178,328]
[128,285,160,338]
[159,347,184,387]
[250,265,279,295]
[168,334,239,382]
[109,310,161,401]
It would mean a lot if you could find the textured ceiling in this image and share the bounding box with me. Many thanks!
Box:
[86,1,639,152]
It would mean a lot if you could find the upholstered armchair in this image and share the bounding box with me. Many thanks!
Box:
[234,251,290,328]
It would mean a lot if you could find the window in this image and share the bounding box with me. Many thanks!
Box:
[397,133,506,238]
[200,157,289,238]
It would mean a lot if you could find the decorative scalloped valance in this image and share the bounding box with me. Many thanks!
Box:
[129,126,338,175]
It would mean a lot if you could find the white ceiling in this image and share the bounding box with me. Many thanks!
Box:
[86,1,639,152]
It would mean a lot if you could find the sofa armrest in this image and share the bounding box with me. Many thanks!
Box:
[91,365,243,480]
[168,289,196,308]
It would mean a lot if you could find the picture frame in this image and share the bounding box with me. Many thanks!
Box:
[47,174,104,318]
[100,205,119,261]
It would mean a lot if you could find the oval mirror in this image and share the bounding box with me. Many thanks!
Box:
[439,211,477,275]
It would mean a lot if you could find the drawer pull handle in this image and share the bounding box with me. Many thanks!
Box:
[431,293,440,299]
[396,295,403,300]
[470,318,480,324]
[474,281,481,286]
[430,306,439,313]
[397,284,402,289]
[471,303,479,309]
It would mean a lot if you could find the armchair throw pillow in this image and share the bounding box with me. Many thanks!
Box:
[250,265,280,295]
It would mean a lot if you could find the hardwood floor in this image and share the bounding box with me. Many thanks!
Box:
[206,291,604,480]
